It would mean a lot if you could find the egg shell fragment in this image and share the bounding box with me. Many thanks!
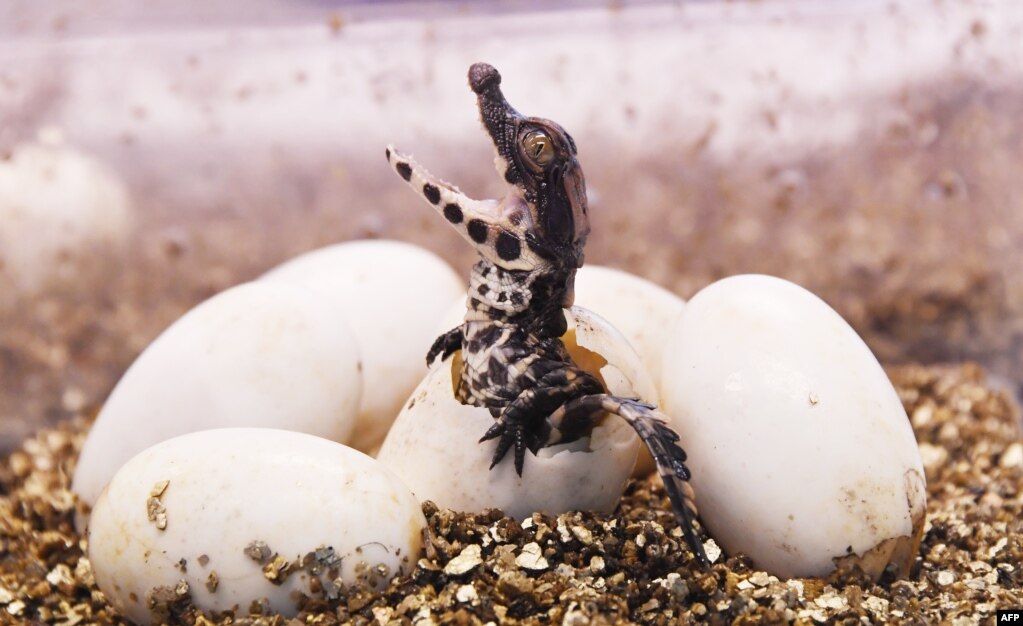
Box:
[377,306,651,519]
[260,240,464,452]
[73,281,362,510]
[87,428,426,625]
[660,274,926,580]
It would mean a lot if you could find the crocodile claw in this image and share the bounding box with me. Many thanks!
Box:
[481,418,539,475]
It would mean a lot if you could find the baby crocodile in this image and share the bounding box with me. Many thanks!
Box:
[386,62,709,568]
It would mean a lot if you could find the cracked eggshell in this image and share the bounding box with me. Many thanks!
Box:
[87,428,426,625]
[573,265,685,476]
[73,281,362,511]
[377,306,650,519]
[660,274,926,580]
[261,240,464,452]
[573,265,685,394]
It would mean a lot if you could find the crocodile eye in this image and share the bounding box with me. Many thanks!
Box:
[522,130,554,166]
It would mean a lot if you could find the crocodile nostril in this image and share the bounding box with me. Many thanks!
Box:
[468,62,501,94]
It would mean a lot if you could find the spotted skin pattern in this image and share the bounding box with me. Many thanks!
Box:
[387,63,709,568]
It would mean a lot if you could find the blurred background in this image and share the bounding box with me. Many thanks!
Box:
[0,0,1020,451]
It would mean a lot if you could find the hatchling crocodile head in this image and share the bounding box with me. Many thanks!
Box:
[387,62,590,272]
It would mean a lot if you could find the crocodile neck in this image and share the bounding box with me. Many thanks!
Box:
[464,259,574,339]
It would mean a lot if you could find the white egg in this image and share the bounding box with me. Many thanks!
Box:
[660,274,926,579]
[73,281,362,511]
[377,306,653,519]
[0,129,131,303]
[573,265,685,394]
[260,240,464,452]
[87,428,426,624]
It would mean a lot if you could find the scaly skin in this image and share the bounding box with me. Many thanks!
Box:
[387,63,709,568]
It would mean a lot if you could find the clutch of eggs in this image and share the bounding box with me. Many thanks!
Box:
[76,241,465,622]
[72,231,927,591]
[73,241,463,512]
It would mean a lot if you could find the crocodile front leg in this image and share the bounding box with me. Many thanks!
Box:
[426,326,464,366]
[479,362,604,471]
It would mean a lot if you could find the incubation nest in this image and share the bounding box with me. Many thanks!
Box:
[0,363,1020,625]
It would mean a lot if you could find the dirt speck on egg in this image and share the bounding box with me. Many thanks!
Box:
[243,540,272,564]
[145,482,169,531]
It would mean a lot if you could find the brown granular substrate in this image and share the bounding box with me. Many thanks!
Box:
[1,364,1020,625]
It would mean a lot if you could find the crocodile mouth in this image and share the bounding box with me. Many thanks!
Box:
[385,146,531,226]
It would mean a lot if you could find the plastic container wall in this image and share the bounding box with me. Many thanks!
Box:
[0,0,1020,449]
